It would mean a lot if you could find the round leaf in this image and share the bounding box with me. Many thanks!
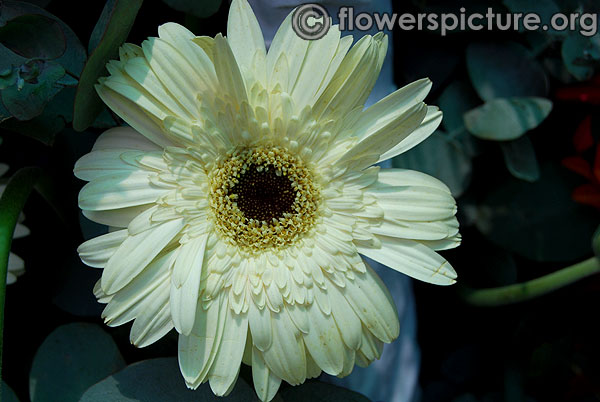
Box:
[30,323,126,402]
[438,81,480,133]
[0,61,65,121]
[476,163,598,262]
[72,0,143,131]
[501,135,541,182]
[0,87,75,145]
[466,42,549,101]
[0,14,66,59]
[0,1,86,76]
[561,33,600,81]
[280,381,371,402]
[80,357,258,401]
[502,0,561,33]
[464,97,552,141]
[1,381,20,402]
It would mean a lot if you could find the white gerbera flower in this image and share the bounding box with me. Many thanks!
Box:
[75,1,460,400]
[1,163,30,284]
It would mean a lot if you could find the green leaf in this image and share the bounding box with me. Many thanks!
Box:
[501,136,541,182]
[502,0,561,33]
[1,381,20,402]
[0,87,75,145]
[0,14,66,59]
[464,97,552,141]
[592,224,600,260]
[0,1,86,76]
[561,33,600,81]
[475,163,598,262]
[80,357,258,401]
[0,60,65,120]
[0,167,41,380]
[73,0,143,131]
[88,0,116,53]
[162,0,222,18]
[466,42,549,102]
[0,67,18,90]
[438,80,480,133]
[392,131,472,197]
[30,323,126,402]
[280,381,371,402]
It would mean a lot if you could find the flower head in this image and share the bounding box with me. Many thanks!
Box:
[75,1,460,400]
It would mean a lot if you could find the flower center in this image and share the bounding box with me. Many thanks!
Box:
[230,163,295,222]
[210,146,320,252]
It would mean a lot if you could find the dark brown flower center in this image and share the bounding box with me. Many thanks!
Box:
[230,163,295,222]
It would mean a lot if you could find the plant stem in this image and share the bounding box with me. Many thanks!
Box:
[0,167,40,383]
[461,257,600,306]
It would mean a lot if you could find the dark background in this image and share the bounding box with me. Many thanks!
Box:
[2,0,600,401]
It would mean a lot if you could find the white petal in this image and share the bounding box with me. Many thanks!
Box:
[78,229,128,268]
[101,218,184,294]
[262,307,306,385]
[213,34,248,103]
[7,252,24,273]
[327,279,362,350]
[102,251,172,326]
[358,236,457,285]
[208,309,248,396]
[290,24,343,110]
[367,183,456,222]
[130,280,174,347]
[227,0,266,85]
[302,303,345,376]
[179,293,227,387]
[313,34,387,120]
[13,223,29,239]
[74,150,142,181]
[92,126,162,152]
[142,37,212,117]
[252,347,282,402]
[248,302,272,352]
[157,23,217,92]
[420,234,462,251]
[370,216,459,241]
[351,78,432,141]
[336,102,427,170]
[5,272,16,285]
[376,168,452,193]
[82,204,153,228]
[358,327,383,364]
[266,11,308,92]
[341,262,399,343]
[379,106,443,161]
[78,171,168,211]
[124,57,192,119]
[170,234,208,335]
[96,84,175,149]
